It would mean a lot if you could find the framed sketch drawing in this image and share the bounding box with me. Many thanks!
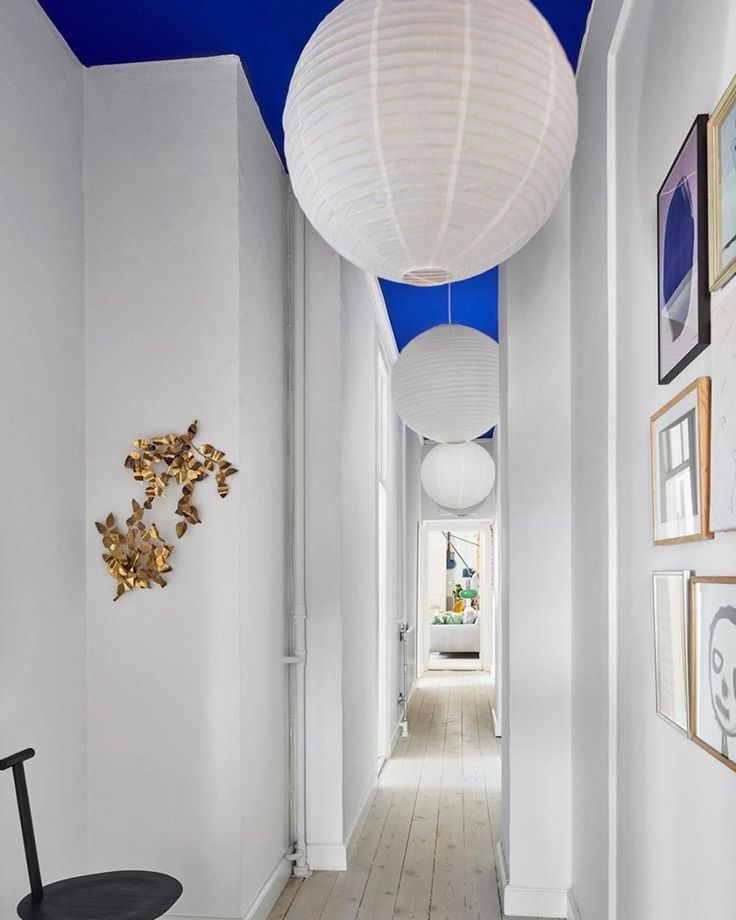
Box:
[657,115,710,384]
[650,376,713,544]
[709,73,736,290]
[709,287,736,530]
[690,577,736,771]
[653,571,691,734]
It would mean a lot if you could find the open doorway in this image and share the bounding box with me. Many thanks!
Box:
[417,520,495,674]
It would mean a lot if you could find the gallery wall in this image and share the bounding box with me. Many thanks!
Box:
[499,187,573,918]
[0,0,86,900]
[607,2,736,917]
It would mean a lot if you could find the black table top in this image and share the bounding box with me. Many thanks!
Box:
[17,870,182,920]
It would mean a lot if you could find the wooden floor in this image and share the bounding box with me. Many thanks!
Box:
[268,672,537,920]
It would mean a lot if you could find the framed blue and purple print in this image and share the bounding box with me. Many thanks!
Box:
[657,115,710,385]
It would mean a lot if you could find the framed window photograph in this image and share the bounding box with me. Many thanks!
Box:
[650,376,713,545]
[690,577,736,771]
[657,115,710,384]
[709,73,736,290]
[652,571,691,735]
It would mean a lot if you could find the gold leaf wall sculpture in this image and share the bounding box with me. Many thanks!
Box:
[96,421,237,600]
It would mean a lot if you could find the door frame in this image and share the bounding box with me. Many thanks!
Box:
[417,519,495,675]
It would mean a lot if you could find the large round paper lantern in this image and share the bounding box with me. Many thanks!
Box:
[421,443,496,511]
[283,0,577,285]
[391,325,499,442]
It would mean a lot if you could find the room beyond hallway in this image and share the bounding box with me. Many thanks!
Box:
[268,674,537,920]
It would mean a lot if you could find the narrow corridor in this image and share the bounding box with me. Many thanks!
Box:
[268,673,533,920]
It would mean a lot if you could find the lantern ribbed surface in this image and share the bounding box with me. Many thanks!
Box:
[421,443,496,510]
[283,0,578,284]
[391,324,499,443]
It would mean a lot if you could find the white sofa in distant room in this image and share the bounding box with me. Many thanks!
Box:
[429,621,480,654]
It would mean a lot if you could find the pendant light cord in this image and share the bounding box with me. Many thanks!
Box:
[447,282,453,325]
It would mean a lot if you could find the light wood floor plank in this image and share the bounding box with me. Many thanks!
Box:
[268,672,537,920]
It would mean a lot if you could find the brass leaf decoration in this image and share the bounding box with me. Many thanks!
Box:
[96,421,237,600]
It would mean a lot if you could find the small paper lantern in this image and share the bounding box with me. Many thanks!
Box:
[421,443,496,511]
[391,325,499,442]
[283,0,577,285]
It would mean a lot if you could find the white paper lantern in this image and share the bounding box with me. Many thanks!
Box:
[283,0,577,285]
[421,443,496,510]
[391,324,499,442]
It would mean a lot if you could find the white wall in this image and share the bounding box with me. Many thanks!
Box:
[0,0,86,901]
[500,187,572,915]
[568,1,624,916]
[84,55,290,919]
[304,222,345,865]
[340,261,379,840]
[404,433,422,688]
[302,228,401,866]
[605,3,736,918]
[236,65,291,916]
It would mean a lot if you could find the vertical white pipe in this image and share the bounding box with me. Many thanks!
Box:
[286,197,310,877]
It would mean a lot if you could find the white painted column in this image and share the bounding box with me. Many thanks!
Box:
[498,187,573,919]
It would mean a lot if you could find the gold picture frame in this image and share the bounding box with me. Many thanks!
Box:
[708,73,736,290]
[650,376,713,545]
[690,576,736,772]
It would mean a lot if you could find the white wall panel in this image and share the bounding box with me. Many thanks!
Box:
[0,0,86,901]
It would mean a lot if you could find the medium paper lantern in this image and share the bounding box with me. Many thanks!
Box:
[421,443,496,510]
[283,0,578,285]
[391,325,499,442]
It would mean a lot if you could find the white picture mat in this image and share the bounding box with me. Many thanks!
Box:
[653,571,690,733]
[652,385,703,541]
[710,287,736,530]
[692,581,736,764]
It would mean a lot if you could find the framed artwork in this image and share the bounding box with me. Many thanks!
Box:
[708,287,736,530]
[709,74,736,290]
[657,115,710,384]
[690,577,736,771]
[652,571,691,735]
[650,376,713,545]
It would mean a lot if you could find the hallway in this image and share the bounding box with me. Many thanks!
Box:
[268,673,519,920]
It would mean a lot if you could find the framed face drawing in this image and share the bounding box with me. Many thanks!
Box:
[657,115,710,384]
[709,74,736,290]
[690,577,736,771]
[653,571,691,735]
[650,376,713,545]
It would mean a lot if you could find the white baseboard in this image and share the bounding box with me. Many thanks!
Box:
[346,779,377,865]
[567,889,582,920]
[491,705,501,738]
[504,885,568,918]
[494,839,567,918]
[244,856,293,920]
[306,843,347,871]
[495,839,509,894]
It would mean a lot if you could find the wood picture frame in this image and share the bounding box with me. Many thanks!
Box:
[709,73,736,290]
[690,576,736,771]
[657,115,710,384]
[653,570,692,735]
[650,376,713,545]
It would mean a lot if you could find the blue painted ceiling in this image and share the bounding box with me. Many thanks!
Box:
[38,0,590,355]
